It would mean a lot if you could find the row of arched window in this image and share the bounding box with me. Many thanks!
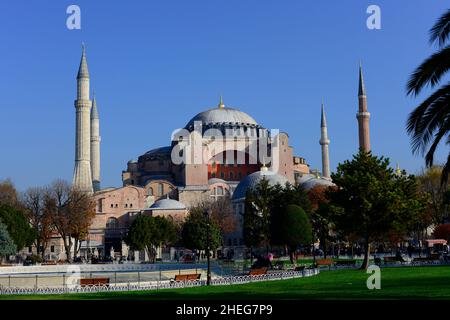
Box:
[110,203,133,208]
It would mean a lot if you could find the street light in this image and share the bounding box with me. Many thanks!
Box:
[204,209,212,285]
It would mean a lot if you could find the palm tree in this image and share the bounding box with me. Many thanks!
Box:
[406,9,450,185]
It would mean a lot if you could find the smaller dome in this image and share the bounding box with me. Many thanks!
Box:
[150,198,186,210]
[300,174,334,190]
[232,169,289,200]
[208,178,228,185]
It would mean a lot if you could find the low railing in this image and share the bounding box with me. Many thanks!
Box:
[0,269,319,295]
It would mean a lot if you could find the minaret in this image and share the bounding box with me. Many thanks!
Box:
[72,45,93,193]
[319,101,331,179]
[357,63,371,152]
[90,91,101,192]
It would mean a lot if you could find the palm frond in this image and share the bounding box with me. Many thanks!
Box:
[430,9,450,47]
[441,152,450,186]
[407,83,450,154]
[425,120,450,166]
[406,46,450,96]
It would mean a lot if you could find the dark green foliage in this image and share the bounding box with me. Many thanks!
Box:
[126,214,177,262]
[243,178,273,249]
[0,204,35,251]
[181,211,221,251]
[278,205,312,263]
[0,222,16,260]
[243,178,313,256]
[328,151,428,269]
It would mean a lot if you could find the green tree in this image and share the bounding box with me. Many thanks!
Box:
[406,9,450,185]
[181,211,221,260]
[270,183,312,246]
[153,216,178,251]
[126,214,177,262]
[0,204,35,251]
[328,151,427,269]
[0,222,17,263]
[243,189,265,261]
[243,178,274,253]
[278,204,312,264]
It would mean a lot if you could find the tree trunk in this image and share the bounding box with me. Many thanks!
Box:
[360,237,370,270]
[351,243,354,259]
[322,237,327,259]
[73,238,79,260]
[289,246,296,265]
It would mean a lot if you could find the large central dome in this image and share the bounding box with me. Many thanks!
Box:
[185,104,258,130]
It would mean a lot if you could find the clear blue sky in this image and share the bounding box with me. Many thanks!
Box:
[0,0,448,191]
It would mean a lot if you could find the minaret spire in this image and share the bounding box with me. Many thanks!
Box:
[357,62,371,152]
[358,61,366,96]
[319,100,331,179]
[73,44,93,193]
[90,90,101,192]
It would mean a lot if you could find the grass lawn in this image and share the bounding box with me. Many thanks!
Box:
[1,265,450,300]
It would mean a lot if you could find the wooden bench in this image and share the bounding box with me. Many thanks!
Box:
[79,277,110,287]
[316,259,335,269]
[384,256,407,264]
[248,267,268,276]
[413,256,440,263]
[294,265,306,272]
[42,261,57,266]
[173,274,201,282]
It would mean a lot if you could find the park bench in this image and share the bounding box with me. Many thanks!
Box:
[248,267,268,276]
[413,256,440,263]
[384,256,407,264]
[173,274,201,282]
[42,261,57,265]
[294,265,306,272]
[315,259,335,270]
[79,277,110,287]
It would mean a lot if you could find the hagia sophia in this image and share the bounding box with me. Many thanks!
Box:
[43,47,371,261]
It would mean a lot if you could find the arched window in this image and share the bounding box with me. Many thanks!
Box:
[217,186,224,196]
[229,172,234,179]
[158,183,164,196]
[106,217,119,229]
[147,187,154,196]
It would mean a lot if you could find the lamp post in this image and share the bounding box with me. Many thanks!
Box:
[204,209,212,285]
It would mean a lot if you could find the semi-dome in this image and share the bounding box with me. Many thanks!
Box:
[232,169,289,201]
[299,174,334,190]
[186,107,258,130]
[150,198,186,210]
[144,146,172,156]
